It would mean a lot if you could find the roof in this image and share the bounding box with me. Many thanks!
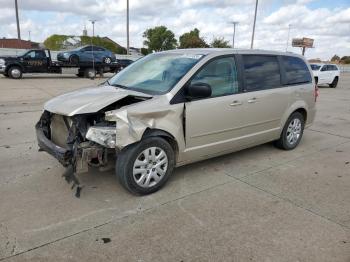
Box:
[0,38,40,49]
[161,48,304,58]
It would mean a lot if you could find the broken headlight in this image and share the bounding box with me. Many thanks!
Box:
[86,126,116,148]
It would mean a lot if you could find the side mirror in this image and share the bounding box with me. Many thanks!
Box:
[186,82,212,100]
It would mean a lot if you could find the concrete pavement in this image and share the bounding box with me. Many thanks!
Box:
[0,73,349,261]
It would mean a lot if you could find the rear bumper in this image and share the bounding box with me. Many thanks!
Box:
[35,116,72,167]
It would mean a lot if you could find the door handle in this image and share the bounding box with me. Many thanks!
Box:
[230,100,242,106]
[247,97,258,103]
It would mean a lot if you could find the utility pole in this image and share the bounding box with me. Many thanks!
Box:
[286,24,292,51]
[15,0,21,39]
[126,0,130,55]
[229,21,239,48]
[89,19,98,78]
[28,31,31,41]
[251,0,258,49]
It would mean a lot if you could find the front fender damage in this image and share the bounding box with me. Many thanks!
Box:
[105,103,184,151]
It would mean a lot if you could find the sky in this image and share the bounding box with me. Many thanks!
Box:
[0,0,349,60]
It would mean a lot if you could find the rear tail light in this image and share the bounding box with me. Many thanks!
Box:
[314,84,319,102]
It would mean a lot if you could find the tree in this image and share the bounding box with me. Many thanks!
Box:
[179,28,209,49]
[331,55,340,62]
[43,34,127,54]
[43,34,71,50]
[340,56,350,64]
[210,37,231,48]
[143,26,177,52]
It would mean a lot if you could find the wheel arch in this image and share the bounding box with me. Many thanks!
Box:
[280,102,309,135]
[5,63,24,74]
[142,128,179,161]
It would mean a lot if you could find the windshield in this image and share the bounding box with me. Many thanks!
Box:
[310,64,321,71]
[108,53,204,95]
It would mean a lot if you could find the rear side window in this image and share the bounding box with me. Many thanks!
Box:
[328,65,338,71]
[282,56,312,85]
[82,46,92,51]
[243,55,281,91]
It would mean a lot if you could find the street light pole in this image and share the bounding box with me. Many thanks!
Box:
[15,0,21,40]
[251,0,258,49]
[286,24,292,52]
[229,21,239,48]
[28,31,31,41]
[126,0,130,55]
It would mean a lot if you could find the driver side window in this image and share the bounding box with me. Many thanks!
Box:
[25,51,36,59]
[190,57,238,97]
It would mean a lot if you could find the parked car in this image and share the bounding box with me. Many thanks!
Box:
[115,59,134,72]
[36,49,317,195]
[310,63,340,88]
[57,45,116,64]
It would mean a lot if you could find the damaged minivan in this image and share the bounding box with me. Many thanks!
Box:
[36,49,317,195]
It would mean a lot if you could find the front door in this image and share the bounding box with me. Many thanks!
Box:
[318,65,332,84]
[22,50,47,72]
[184,56,248,158]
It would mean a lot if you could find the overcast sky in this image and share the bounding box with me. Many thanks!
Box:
[0,0,349,59]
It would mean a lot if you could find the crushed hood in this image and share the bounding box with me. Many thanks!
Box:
[44,85,152,116]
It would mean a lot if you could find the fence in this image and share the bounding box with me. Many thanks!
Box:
[339,65,350,73]
[0,48,142,61]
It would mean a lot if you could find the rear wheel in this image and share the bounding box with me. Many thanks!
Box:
[84,68,96,79]
[116,137,175,195]
[274,112,305,150]
[8,66,22,79]
[314,77,318,85]
[329,76,338,88]
[69,55,79,64]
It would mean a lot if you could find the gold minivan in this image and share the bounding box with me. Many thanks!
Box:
[36,49,317,195]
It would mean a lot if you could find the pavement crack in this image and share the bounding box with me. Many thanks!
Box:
[0,179,235,261]
[230,175,350,230]
[308,128,350,139]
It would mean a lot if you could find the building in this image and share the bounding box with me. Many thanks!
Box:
[0,38,40,49]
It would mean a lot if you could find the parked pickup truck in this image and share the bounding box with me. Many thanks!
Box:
[0,49,122,79]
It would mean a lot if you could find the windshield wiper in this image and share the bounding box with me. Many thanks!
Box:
[111,83,129,89]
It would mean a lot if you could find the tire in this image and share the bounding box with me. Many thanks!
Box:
[314,77,318,85]
[103,57,112,64]
[76,72,84,78]
[329,76,338,88]
[116,137,175,195]
[8,66,22,79]
[69,55,79,64]
[84,68,96,79]
[274,112,305,150]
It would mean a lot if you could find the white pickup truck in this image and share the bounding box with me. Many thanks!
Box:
[310,63,340,88]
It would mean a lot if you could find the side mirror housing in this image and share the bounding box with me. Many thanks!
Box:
[186,82,212,100]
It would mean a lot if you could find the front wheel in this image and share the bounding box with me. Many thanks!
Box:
[69,55,79,64]
[274,112,305,150]
[329,77,338,88]
[116,137,175,195]
[8,66,22,79]
[103,57,112,64]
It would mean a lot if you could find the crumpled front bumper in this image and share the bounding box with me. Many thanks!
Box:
[35,114,72,167]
